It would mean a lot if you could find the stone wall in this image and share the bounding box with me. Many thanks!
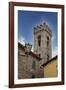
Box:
[18,44,44,79]
[34,22,52,65]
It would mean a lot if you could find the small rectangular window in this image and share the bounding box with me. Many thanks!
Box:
[47,36,49,47]
[39,54,41,57]
[32,61,35,69]
[38,35,41,47]
[47,36,49,40]
[32,75,35,78]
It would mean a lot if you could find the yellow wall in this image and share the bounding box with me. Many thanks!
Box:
[44,59,57,78]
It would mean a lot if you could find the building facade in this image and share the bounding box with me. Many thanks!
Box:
[18,43,44,79]
[42,56,58,78]
[18,22,54,79]
[34,22,52,65]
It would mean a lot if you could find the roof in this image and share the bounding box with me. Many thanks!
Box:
[18,42,41,61]
[42,55,58,67]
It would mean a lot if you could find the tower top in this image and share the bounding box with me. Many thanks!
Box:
[34,22,52,37]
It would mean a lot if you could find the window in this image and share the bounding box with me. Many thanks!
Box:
[47,41,49,46]
[38,35,41,47]
[32,74,35,78]
[32,61,35,69]
[39,54,41,57]
[47,36,49,47]
[47,36,49,40]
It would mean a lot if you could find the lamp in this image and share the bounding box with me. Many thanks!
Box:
[25,43,32,56]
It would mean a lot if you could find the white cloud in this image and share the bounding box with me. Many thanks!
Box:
[52,46,58,57]
[52,36,58,57]
[31,46,34,52]
[18,36,25,46]
[52,36,55,42]
[18,36,34,52]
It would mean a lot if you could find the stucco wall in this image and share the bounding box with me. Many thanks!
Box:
[44,58,57,78]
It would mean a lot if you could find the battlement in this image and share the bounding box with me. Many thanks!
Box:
[34,22,52,36]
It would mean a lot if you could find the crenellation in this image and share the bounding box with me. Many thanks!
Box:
[34,22,52,36]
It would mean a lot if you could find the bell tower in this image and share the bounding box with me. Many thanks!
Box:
[34,22,52,65]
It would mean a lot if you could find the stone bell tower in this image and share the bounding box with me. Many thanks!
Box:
[34,22,52,65]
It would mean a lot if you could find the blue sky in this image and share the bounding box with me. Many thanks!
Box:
[18,10,58,57]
